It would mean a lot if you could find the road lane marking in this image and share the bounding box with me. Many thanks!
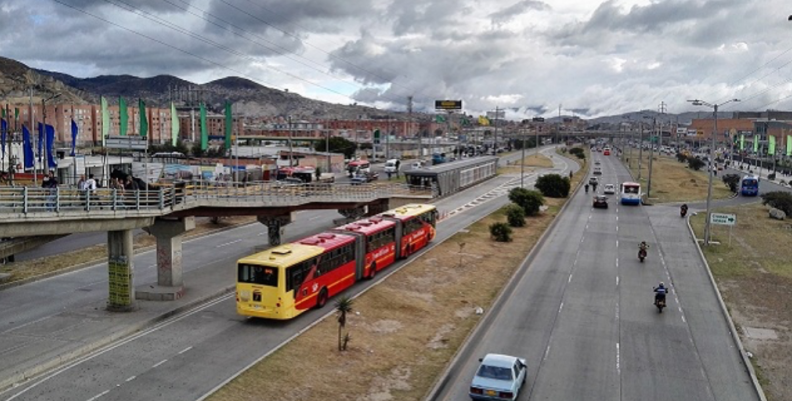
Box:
[616,342,621,374]
[178,346,193,355]
[558,302,564,313]
[125,376,136,382]
[309,216,320,221]
[216,239,242,248]
[681,314,686,323]
[616,276,619,286]
[543,344,551,361]
[152,359,168,368]
[86,389,110,401]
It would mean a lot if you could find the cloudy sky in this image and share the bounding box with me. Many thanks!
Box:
[2,0,792,120]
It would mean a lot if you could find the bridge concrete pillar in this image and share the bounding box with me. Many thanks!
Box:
[257,213,294,247]
[338,206,367,220]
[137,216,195,301]
[366,199,390,216]
[107,229,136,312]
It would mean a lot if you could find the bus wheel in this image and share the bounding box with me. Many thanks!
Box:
[316,288,328,309]
[368,263,377,280]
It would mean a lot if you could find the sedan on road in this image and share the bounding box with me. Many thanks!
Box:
[603,184,615,194]
[593,195,608,208]
[469,354,527,400]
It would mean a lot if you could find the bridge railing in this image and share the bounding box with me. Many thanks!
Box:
[0,181,403,216]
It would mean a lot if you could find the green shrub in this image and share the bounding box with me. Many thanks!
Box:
[489,222,513,242]
[722,173,741,193]
[688,157,705,171]
[535,174,571,198]
[508,187,545,216]
[505,204,526,227]
[569,147,585,159]
[761,191,792,216]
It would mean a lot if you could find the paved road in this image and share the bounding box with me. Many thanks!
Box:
[0,147,574,400]
[433,152,759,400]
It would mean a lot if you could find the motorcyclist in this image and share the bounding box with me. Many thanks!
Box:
[638,241,648,259]
[653,282,667,305]
[585,183,589,193]
[680,203,688,216]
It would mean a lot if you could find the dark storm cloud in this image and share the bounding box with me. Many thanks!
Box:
[204,0,374,35]
[489,0,550,26]
[386,0,474,38]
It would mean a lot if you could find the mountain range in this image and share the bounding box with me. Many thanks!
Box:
[0,55,720,125]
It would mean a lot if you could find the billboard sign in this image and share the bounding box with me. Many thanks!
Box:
[435,100,462,110]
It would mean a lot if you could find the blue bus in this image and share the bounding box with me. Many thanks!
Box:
[620,182,642,205]
[740,175,759,196]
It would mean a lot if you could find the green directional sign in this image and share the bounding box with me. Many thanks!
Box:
[710,213,736,226]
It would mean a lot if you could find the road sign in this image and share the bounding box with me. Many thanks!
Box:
[710,213,736,226]
[435,100,462,110]
[105,136,148,150]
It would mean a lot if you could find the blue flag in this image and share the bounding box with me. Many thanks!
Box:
[71,119,78,156]
[46,124,57,169]
[23,125,34,169]
[37,122,44,163]
[1,118,6,159]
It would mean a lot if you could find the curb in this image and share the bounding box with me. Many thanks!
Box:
[0,221,255,291]
[0,285,235,393]
[424,150,585,401]
[685,215,767,401]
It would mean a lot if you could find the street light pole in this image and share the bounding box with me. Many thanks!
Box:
[689,98,740,246]
[637,121,644,181]
[41,93,61,175]
[520,128,526,188]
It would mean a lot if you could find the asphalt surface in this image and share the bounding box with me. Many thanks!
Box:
[432,152,759,401]
[0,147,566,400]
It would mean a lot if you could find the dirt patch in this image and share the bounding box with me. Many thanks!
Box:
[208,153,585,401]
[624,152,732,203]
[0,216,256,284]
[691,203,792,401]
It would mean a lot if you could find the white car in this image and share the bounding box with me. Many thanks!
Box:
[469,354,527,400]
[604,184,615,194]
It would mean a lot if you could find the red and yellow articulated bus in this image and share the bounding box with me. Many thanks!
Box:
[236,204,438,320]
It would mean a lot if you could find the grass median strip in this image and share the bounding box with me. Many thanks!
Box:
[690,203,792,401]
[208,152,586,401]
[623,152,732,203]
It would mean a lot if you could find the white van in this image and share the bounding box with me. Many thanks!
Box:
[384,159,400,173]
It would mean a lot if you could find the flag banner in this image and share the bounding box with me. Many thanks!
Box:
[739,134,744,151]
[461,117,471,126]
[46,124,57,169]
[787,135,792,157]
[224,101,232,150]
[769,135,776,155]
[171,102,179,146]
[119,97,128,136]
[22,125,34,169]
[1,108,4,118]
[37,122,44,163]
[138,99,148,138]
[753,135,759,153]
[101,96,109,146]
[478,116,490,126]
[1,118,6,159]
[14,107,19,121]
[200,103,208,151]
[71,119,78,156]
[435,115,446,123]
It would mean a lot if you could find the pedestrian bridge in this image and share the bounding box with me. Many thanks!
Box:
[0,181,435,309]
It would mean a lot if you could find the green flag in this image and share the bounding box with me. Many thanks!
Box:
[739,134,745,151]
[461,116,470,126]
[373,129,381,144]
[138,99,148,138]
[1,108,4,118]
[171,102,179,146]
[119,97,128,136]
[101,96,109,146]
[224,101,232,150]
[787,135,792,157]
[435,115,446,123]
[14,107,19,120]
[769,135,776,155]
[753,135,759,153]
[200,103,208,151]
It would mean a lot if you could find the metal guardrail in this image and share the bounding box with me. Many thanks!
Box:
[0,181,435,218]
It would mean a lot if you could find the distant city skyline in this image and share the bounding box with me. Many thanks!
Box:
[2,0,792,120]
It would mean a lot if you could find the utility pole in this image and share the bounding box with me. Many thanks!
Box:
[29,88,36,185]
[557,103,561,145]
[408,96,418,161]
[288,115,293,167]
[637,120,645,181]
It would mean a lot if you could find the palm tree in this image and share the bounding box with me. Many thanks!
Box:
[335,296,354,351]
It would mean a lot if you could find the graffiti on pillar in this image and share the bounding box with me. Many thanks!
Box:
[338,206,366,220]
[268,223,282,246]
[108,256,133,308]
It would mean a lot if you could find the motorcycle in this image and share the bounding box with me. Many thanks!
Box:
[680,206,688,218]
[654,295,666,313]
[638,248,647,263]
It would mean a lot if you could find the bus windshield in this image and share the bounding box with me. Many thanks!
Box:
[238,264,278,287]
